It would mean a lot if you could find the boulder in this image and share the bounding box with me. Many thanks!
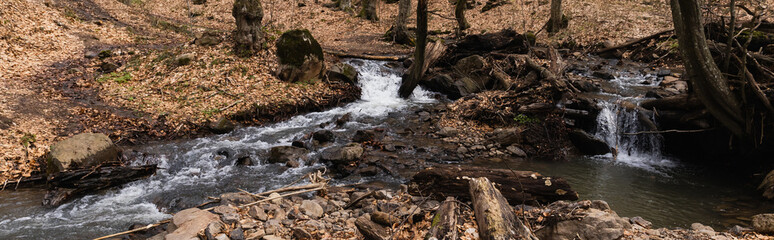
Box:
[210,116,235,134]
[174,53,194,66]
[536,208,632,240]
[506,145,527,157]
[422,74,463,99]
[759,170,774,199]
[47,133,119,174]
[568,130,611,155]
[328,63,359,84]
[437,127,458,137]
[276,29,324,82]
[268,146,309,164]
[320,143,363,162]
[312,130,335,143]
[195,30,221,46]
[352,130,375,143]
[490,128,522,146]
[166,208,221,240]
[300,200,324,219]
[752,214,774,233]
[454,55,487,73]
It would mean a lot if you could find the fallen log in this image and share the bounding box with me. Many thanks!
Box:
[425,197,459,240]
[355,216,390,240]
[43,165,157,207]
[324,50,408,61]
[640,94,703,111]
[595,29,674,54]
[409,166,578,205]
[399,40,447,98]
[469,177,538,240]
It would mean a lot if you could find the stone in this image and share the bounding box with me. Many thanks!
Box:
[422,74,463,99]
[222,212,241,224]
[729,225,751,235]
[506,145,527,157]
[276,29,324,82]
[229,227,245,240]
[233,0,264,56]
[454,55,487,73]
[292,228,312,240]
[192,0,206,4]
[261,235,284,240]
[268,146,309,164]
[268,193,283,205]
[437,127,458,137]
[328,63,359,84]
[220,192,254,206]
[235,156,253,166]
[248,206,269,221]
[630,216,652,229]
[752,214,774,233]
[214,233,229,240]
[418,111,431,122]
[210,117,235,134]
[166,208,221,240]
[374,190,392,200]
[535,208,632,240]
[371,211,399,226]
[214,205,238,215]
[312,130,335,143]
[195,30,221,46]
[264,219,282,235]
[320,143,363,162]
[691,223,716,235]
[47,133,119,174]
[352,130,375,143]
[85,51,99,59]
[490,128,522,146]
[285,160,300,168]
[456,146,469,154]
[174,53,195,66]
[99,62,119,73]
[568,130,611,155]
[335,113,352,127]
[301,200,324,219]
[205,221,225,240]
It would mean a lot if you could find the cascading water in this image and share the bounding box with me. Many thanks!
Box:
[0,60,435,239]
[590,72,676,172]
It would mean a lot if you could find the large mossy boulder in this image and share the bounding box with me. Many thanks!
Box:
[276,29,324,83]
[47,133,119,174]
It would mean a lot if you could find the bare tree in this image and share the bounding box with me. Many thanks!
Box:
[455,0,470,33]
[547,0,563,33]
[233,0,264,57]
[390,0,414,45]
[399,0,428,98]
[339,0,352,12]
[670,0,746,137]
[358,0,379,21]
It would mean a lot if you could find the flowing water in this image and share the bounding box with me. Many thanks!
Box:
[0,59,771,239]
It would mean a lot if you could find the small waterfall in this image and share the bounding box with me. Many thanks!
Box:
[591,75,676,171]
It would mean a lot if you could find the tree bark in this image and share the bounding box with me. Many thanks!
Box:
[455,0,470,33]
[398,0,428,98]
[355,216,389,240]
[339,0,352,12]
[547,0,562,33]
[469,177,538,240]
[358,0,379,21]
[670,0,746,137]
[426,197,459,240]
[232,0,264,57]
[391,0,413,45]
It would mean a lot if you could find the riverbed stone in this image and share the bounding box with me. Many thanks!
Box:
[301,200,324,219]
[205,221,225,240]
[536,208,631,240]
[47,133,119,174]
[312,130,335,143]
[752,214,774,233]
[320,143,363,162]
[328,63,359,84]
[268,146,308,164]
[437,127,459,137]
[220,192,254,206]
[352,130,375,143]
[568,130,611,155]
[490,128,522,146]
[167,208,221,240]
[506,145,527,157]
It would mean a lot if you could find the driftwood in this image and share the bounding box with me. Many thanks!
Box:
[355,216,390,240]
[43,165,157,207]
[469,177,538,240]
[409,166,578,205]
[425,197,459,240]
[324,50,408,61]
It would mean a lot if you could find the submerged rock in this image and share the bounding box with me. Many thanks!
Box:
[47,133,119,174]
[268,146,309,164]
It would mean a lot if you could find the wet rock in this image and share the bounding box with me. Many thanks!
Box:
[285,160,301,168]
[328,63,359,84]
[312,130,335,143]
[167,208,221,240]
[335,113,352,127]
[592,70,615,80]
[374,190,392,200]
[220,192,254,206]
[418,111,431,122]
[268,146,309,164]
[235,156,253,166]
[321,143,364,162]
[48,133,119,174]
[752,213,774,233]
[630,216,652,229]
[568,130,611,155]
[691,223,715,235]
[352,130,376,143]
[456,146,469,154]
[437,127,458,137]
[174,53,195,66]
[371,211,399,226]
[301,200,324,219]
[506,145,527,157]
[210,117,235,134]
[729,225,751,235]
[591,200,611,211]
[205,221,225,240]
[195,30,221,46]
[276,29,324,82]
[357,165,378,176]
[536,208,631,240]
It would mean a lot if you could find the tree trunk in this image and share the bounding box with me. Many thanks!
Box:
[547,0,562,33]
[339,0,352,12]
[455,0,470,33]
[426,197,459,240]
[358,0,379,21]
[670,0,746,137]
[469,177,538,240]
[390,0,413,45]
[398,0,428,98]
[232,0,264,57]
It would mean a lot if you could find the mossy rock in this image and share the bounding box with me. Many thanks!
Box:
[328,63,359,84]
[276,29,325,82]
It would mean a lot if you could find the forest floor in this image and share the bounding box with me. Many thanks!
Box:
[0,0,677,188]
